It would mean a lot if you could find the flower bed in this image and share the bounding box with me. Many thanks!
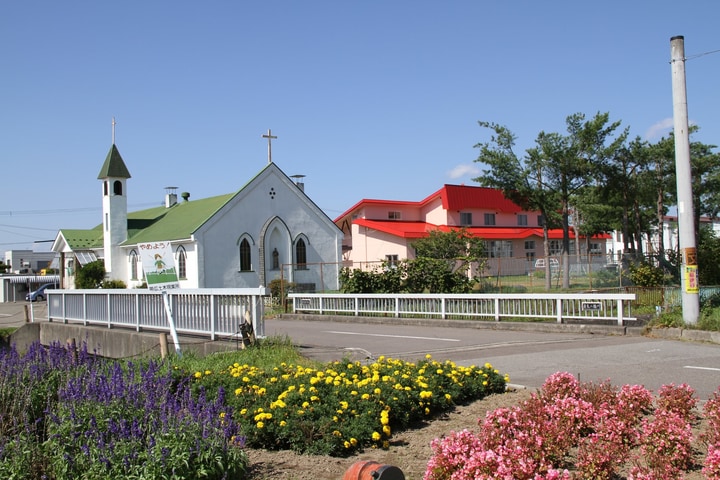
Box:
[426,372,720,479]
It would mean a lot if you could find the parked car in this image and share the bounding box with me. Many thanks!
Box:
[534,258,560,271]
[25,283,57,302]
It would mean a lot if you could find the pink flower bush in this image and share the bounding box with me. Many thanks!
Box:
[424,372,719,480]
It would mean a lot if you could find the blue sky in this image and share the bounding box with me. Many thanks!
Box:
[2,1,719,250]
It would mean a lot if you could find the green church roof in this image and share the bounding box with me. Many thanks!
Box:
[97,144,131,179]
[123,193,235,244]
[59,228,103,249]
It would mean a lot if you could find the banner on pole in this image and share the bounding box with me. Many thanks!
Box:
[138,242,180,291]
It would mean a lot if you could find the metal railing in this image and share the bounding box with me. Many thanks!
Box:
[289,292,637,325]
[46,288,270,340]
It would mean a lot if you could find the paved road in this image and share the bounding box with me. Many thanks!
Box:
[266,316,720,401]
[0,301,46,328]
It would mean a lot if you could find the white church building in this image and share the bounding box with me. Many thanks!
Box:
[51,143,343,291]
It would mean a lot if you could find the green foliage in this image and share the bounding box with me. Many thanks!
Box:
[100,279,126,289]
[628,261,668,287]
[411,228,486,274]
[74,260,106,289]
[404,257,473,293]
[268,278,296,299]
[698,225,720,285]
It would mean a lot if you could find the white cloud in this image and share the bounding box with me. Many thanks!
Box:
[447,164,481,179]
[644,118,674,140]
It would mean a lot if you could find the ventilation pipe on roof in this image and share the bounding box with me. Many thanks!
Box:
[165,186,178,208]
[291,174,305,192]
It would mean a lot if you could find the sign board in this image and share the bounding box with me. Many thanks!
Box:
[138,242,180,291]
[581,301,602,311]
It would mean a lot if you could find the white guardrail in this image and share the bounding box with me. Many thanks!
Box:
[288,292,637,326]
[45,288,270,341]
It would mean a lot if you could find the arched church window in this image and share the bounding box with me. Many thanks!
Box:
[239,239,252,271]
[176,246,187,279]
[113,180,123,195]
[295,238,307,270]
[103,181,109,196]
[129,250,139,280]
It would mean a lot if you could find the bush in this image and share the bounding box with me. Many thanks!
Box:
[628,261,668,287]
[74,260,106,289]
[100,279,126,289]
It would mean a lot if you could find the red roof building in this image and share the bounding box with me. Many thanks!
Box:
[334,184,610,275]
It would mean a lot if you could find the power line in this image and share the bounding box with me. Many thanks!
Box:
[685,48,720,61]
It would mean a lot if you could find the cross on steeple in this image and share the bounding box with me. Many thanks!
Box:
[112,117,117,144]
[262,129,277,164]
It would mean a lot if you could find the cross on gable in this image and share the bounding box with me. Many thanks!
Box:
[262,129,277,164]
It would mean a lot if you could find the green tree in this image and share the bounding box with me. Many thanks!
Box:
[475,112,626,289]
[75,260,105,289]
[474,121,561,290]
[410,228,486,276]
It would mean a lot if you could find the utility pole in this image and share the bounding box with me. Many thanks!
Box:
[670,35,699,324]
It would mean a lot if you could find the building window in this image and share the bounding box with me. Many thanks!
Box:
[113,180,122,195]
[388,211,402,220]
[538,215,545,227]
[485,240,512,258]
[549,240,562,255]
[176,246,187,279]
[295,238,307,269]
[239,239,252,271]
[484,213,496,226]
[526,251,536,260]
[460,212,472,226]
[517,214,528,226]
[385,254,399,268]
[130,250,139,280]
[524,240,535,250]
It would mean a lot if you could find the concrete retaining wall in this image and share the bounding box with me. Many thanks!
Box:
[8,323,245,359]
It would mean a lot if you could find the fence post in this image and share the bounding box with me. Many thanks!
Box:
[556,298,563,323]
[617,298,624,326]
[494,298,500,322]
[395,297,399,318]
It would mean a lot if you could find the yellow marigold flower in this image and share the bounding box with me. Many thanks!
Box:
[350,438,358,446]
[332,430,342,437]
[372,431,381,441]
[297,410,305,415]
[484,362,492,369]
[425,407,430,415]
[280,421,287,427]
[240,408,247,415]
[256,421,264,429]
[361,393,370,400]
[350,390,358,396]
[425,354,432,359]
[445,393,452,401]
[383,425,391,436]
[242,376,250,382]
[234,388,243,396]
[380,416,389,425]
[344,441,351,449]
[204,370,212,375]
[302,401,310,408]
[194,371,202,379]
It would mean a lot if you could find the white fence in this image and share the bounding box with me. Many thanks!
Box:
[46,288,270,341]
[288,292,637,325]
